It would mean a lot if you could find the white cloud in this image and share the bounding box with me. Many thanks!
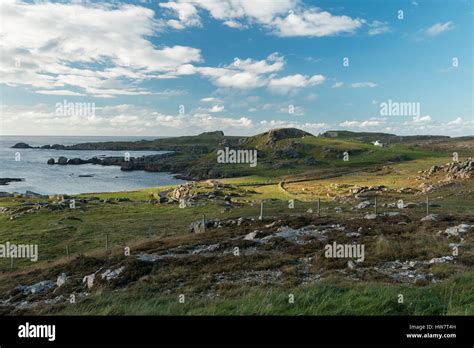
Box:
[0,103,254,136]
[339,119,386,128]
[159,1,202,29]
[188,53,323,93]
[267,74,325,94]
[35,90,86,96]
[223,20,246,29]
[2,102,471,137]
[351,82,377,88]
[410,115,432,125]
[189,53,286,90]
[331,82,343,88]
[425,21,454,37]
[209,105,225,113]
[175,0,298,27]
[200,97,221,103]
[160,0,364,37]
[201,69,266,89]
[271,8,363,37]
[446,117,463,125]
[259,120,328,133]
[232,53,285,74]
[368,21,390,36]
[0,1,202,97]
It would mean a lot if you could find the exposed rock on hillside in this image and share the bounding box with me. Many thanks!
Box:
[198,131,224,137]
[420,157,473,180]
[264,128,313,146]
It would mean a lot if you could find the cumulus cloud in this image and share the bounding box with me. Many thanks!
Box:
[209,105,225,113]
[410,115,432,125]
[271,8,363,37]
[0,1,202,97]
[446,117,464,125]
[0,103,254,136]
[267,74,325,94]
[159,0,364,37]
[178,53,325,93]
[187,53,285,89]
[159,1,202,29]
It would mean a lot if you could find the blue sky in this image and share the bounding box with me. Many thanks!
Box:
[0,0,472,136]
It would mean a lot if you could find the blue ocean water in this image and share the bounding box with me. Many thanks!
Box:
[0,135,186,195]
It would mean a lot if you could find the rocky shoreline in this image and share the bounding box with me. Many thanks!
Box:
[0,178,24,185]
[44,152,192,179]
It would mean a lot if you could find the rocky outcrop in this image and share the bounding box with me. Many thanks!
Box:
[189,219,215,234]
[419,157,473,180]
[16,281,55,295]
[11,142,33,149]
[444,224,472,237]
[171,183,197,201]
[199,131,224,137]
[265,128,313,146]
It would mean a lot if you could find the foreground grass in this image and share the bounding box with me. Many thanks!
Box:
[56,272,474,315]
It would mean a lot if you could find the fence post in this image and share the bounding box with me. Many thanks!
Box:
[426,196,429,215]
[317,198,320,217]
[259,201,264,221]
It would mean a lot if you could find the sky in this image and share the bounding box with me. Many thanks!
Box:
[0,0,473,136]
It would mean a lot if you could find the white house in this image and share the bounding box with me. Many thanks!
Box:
[373,140,384,147]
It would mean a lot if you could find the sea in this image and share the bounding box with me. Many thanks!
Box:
[0,136,186,195]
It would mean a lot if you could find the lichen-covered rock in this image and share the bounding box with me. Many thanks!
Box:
[56,273,67,287]
[444,224,472,237]
[83,274,95,289]
[17,281,55,295]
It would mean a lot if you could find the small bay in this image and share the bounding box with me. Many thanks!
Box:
[0,135,186,195]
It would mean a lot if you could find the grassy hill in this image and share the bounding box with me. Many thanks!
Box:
[22,127,459,181]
